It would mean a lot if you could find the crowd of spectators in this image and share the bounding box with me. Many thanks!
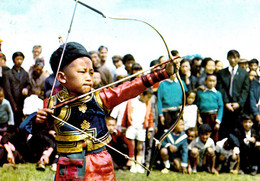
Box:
[0,39,259,176]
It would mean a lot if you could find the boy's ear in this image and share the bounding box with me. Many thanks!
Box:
[57,71,66,84]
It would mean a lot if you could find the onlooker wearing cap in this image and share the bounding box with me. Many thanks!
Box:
[238,58,249,71]
[3,51,31,126]
[29,59,48,100]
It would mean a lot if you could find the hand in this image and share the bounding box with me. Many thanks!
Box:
[40,154,50,165]
[225,103,234,112]
[231,103,240,110]
[22,88,29,96]
[160,115,165,126]
[214,123,220,130]
[48,130,56,138]
[169,145,177,153]
[147,131,153,139]
[165,57,180,76]
[255,115,260,124]
[230,169,238,175]
[247,137,256,143]
[36,108,54,124]
[7,152,15,164]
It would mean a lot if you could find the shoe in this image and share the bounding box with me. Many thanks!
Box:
[250,166,258,176]
[36,161,45,171]
[136,164,145,173]
[192,167,197,173]
[130,164,137,173]
[51,163,57,172]
[161,168,169,174]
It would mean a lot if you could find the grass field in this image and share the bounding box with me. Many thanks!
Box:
[0,163,259,181]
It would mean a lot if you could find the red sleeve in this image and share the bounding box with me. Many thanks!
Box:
[100,69,169,110]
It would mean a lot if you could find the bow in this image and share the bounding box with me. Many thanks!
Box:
[47,0,186,175]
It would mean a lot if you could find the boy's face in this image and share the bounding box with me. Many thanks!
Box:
[187,92,196,105]
[242,119,253,132]
[250,63,258,71]
[228,56,239,67]
[59,57,94,96]
[205,75,217,89]
[0,91,4,104]
[174,119,185,133]
[106,119,117,134]
[13,56,24,68]
[199,132,211,143]
[187,130,196,142]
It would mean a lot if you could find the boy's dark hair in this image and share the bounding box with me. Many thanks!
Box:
[185,90,196,99]
[143,87,153,96]
[198,124,212,134]
[12,51,24,61]
[105,115,116,122]
[225,133,240,149]
[171,50,179,56]
[205,73,217,80]
[122,54,135,64]
[249,58,259,65]
[240,113,254,122]
[227,50,240,59]
[150,59,160,67]
[131,62,142,71]
[98,45,108,51]
[186,127,195,134]
[50,42,91,74]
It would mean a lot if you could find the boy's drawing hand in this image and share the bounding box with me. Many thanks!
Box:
[36,108,54,123]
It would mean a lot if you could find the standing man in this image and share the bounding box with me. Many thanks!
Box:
[217,50,249,139]
[3,52,30,126]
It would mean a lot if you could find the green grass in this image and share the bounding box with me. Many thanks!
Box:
[0,163,259,181]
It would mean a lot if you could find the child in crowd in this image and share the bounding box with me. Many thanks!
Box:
[122,88,154,173]
[160,119,188,174]
[0,87,14,135]
[249,58,259,75]
[93,72,102,89]
[215,134,240,174]
[183,90,201,130]
[188,124,218,174]
[196,74,223,142]
[234,114,259,175]
[36,42,176,180]
[215,60,223,73]
[106,116,134,170]
[23,89,43,119]
[186,127,196,144]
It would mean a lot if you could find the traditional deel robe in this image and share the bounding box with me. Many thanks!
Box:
[49,87,113,181]
[47,68,170,181]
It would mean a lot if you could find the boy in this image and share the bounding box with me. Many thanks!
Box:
[234,114,259,175]
[215,133,240,174]
[106,116,134,170]
[0,87,14,134]
[196,74,224,142]
[160,119,188,174]
[36,42,176,180]
[121,88,154,173]
[188,124,218,174]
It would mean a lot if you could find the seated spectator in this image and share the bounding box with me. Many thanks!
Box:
[106,116,134,170]
[188,124,218,174]
[215,134,240,174]
[160,119,188,174]
[0,87,14,135]
[186,127,196,144]
[23,89,43,118]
